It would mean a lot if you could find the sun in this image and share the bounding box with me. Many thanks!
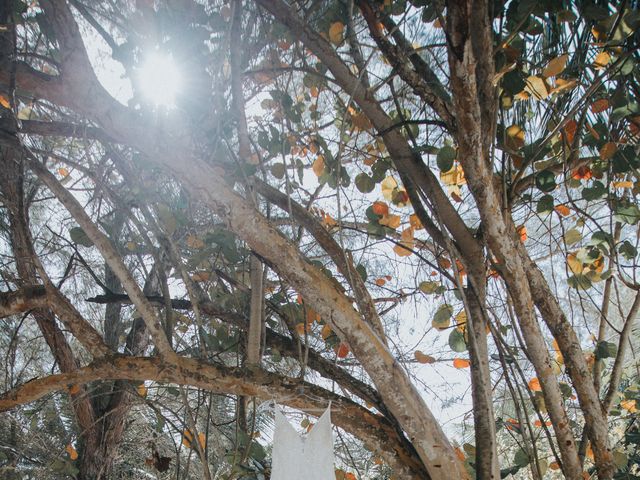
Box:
[137,52,182,108]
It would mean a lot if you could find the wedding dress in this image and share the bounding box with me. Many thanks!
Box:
[271,406,335,480]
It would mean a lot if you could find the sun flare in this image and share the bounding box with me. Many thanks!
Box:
[137,52,182,107]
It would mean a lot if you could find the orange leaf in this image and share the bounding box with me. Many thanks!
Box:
[68,384,81,395]
[543,54,568,78]
[66,444,78,460]
[554,205,571,216]
[321,324,332,340]
[313,155,325,177]
[563,119,578,144]
[379,214,401,229]
[336,343,349,358]
[328,22,344,45]
[58,167,70,177]
[453,358,470,369]
[590,98,610,113]
[572,166,592,180]
[372,201,389,216]
[549,461,561,470]
[528,377,542,392]
[137,384,148,397]
[375,278,386,287]
[599,142,617,160]
[0,94,10,109]
[455,447,465,461]
[516,225,527,242]
[409,214,423,230]
[613,181,634,189]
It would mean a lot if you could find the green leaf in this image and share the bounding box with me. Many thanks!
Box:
[619,241,637,260]
[69,226,94,247]
[535,170,556,192]
[419,281,445,295]
[595,340,618,360]
[436,146,456,172]
[356,264,368,282]
[513,447,530,467]
[537,194,554,214]
[432,304,453,330]
[448,328,467,352]
[568,274,592,290]
[270,162,286,179]
[355,173,375,193]
[614,203,640,225]
[502,69,527,95]
[564,229,582,245]
[582,181,607,201]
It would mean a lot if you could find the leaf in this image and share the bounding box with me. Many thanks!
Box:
[599,142,617,160]
[535,170,556,192]
[0,94,10,109]
[379,214,401,229]
[328,22,344,45]
[312,155,325,177]
[542,54,568,77]
[66,444,78,461]
[590,98,610,113]
[432,304,453,330]
[514,447,530,467]
[554,204,571,217]
[57,167,69,177]
[593,51,610,69]
[528,377,542,392]
[355,173,375,193]
[393,227,414,257]
[614,203,640,225]
[270,162,285,179]
[419,281,444,295]
[137,384,148,397]
[381,176,398,201]
[516,225,527,242]
[336,343,349,358]
[414,350,436,364]
[448,328,467,352]
[582,181,607,201]
[452,358,470,369]
[505,125,525,150]
[564,229,582,245]
[185,234,205,249]
[371,201,389,216]
[525,75,549,99]
[69,226,94,247]
[595,340,618,360]
[436,146,456,172]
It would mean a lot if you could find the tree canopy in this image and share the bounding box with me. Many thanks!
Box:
[0,0,639,479]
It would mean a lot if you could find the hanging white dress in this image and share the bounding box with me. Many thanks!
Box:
[271,406,335,480]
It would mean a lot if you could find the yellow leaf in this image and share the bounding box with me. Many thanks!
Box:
[621,399,638,413]
[453,358,470,369]
[379,214,401,229]
[439,164,466,186]
[505,125,525,150]
[414,350,436,364]
[329,22,344,46]
[526,75,550,100]
[593,51,611,70]
[567,253,583,274]
[381,176,398,201]
[321,324,332,340]
[351,111,372,131]
[599,142,617,160]
[454,309,467,328]
[543,54,568,78]
[393,228,414,257]
[613,181,633,189]
[126,241,137,251]
[409,214,423,230]
[66,444,78,460]
[313,155,325,177]
[551,77,578,95]
[137,384,148,397]
[17,106,33,120]
[0,94,9,109]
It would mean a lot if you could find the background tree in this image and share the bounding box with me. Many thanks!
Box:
[0,0,639,479]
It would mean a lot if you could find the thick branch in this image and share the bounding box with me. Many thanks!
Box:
[0,355,427,479]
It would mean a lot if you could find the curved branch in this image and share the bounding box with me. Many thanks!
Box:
[0,355,427,479]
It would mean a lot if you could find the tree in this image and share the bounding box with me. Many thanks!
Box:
[0,0,639,479]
